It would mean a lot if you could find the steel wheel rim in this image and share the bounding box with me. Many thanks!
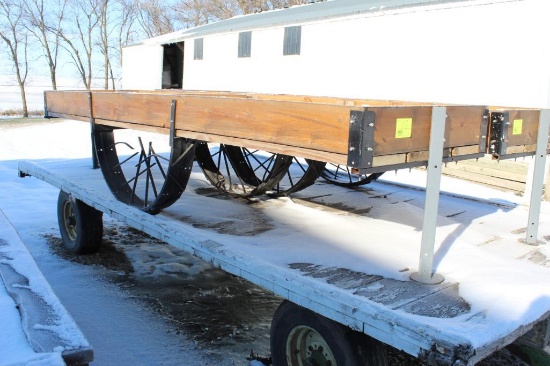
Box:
[195,143,292,197]
[322,163,383,187]
[195,143,256,195]
[271,158,325,196]
[94,126,195,213]
[286,325,336,366]
[62,201,77,241]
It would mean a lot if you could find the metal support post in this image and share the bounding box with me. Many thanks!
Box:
[525,109,550,245]
[410,106,446,284]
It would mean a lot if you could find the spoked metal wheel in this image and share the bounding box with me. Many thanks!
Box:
[322,163,383,188]
[194,142,292,197]
[93,125,196,214]
[270,157,326,197]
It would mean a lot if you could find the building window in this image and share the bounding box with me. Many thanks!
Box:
[238,31,252,58]
[194,38,203,60]
[283,26,301,56]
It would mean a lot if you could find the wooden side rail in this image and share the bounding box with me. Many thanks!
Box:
[44,90,544,170]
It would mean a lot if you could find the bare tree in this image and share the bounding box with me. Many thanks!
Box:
[134,0,175,37]
[171,0,209,27]
[170,0,311,29]
[94,0,111,89]
[56,0,100,90]
[95,0,141,89]
[114,0,139,66]
[0,0,30,116]
[203,0,241,21]
[23,0,67,90]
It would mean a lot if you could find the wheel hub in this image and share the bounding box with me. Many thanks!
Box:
[63,202,77,241]
[287,325,336,366]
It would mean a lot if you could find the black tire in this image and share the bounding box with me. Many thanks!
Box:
[270,301,388,366]
[57,191,103,254]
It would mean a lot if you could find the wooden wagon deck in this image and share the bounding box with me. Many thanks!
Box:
[18,157,550,365]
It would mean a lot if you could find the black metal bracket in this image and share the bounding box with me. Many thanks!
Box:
[489,112,509,157]
[88,92,99,169]
[480,109,489,153]
[43,91,49,119]
[347,109,376,170]
[170,99,177,148]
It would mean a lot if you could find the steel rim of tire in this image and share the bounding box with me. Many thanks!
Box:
[270,157,325,196]
[195,143,292,197]
[94,127,195,213]
[62,201,77,241]
[235,147,321,196]
[322,163,382,187]
[286,325,337,366]
[195,143,257,195]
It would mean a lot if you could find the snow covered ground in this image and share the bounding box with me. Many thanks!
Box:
[0,119,223,365]
[2,118,550,365]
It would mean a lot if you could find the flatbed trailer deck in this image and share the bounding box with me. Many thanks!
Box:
[18,156,550,365]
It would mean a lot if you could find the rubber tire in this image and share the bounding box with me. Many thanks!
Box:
[270,301,388,366]
[57,190,103,254]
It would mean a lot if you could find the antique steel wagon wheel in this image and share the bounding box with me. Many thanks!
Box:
[269,157,326,197]
[194,142,292,197]
[93,125,196,214]
[322,163,383,188]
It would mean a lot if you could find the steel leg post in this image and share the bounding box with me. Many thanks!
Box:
[525,109,550,244]
[410,106,446,284]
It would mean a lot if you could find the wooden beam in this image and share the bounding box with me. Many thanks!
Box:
[44,90,541,172]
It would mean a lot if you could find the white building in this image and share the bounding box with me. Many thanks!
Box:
[122,0,550,108]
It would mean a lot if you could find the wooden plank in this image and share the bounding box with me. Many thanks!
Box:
[92,92,173,128]
[45,112,89,123]
[506,109,540,147]
[441,166,526,193]
[372,106,485,155]
[372,153,408,167]
[458,156,529,174]
[117,89,442,107]
[45,91,528,170]
[173,95,354,155]
[443,161,527,183]
[45,91,90,118]
[178,133,349,165]
[506,143,550,155]
[290,263,470,319]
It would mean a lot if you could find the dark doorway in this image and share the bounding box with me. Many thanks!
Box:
[162,42,184,89]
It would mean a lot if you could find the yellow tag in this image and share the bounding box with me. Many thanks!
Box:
[395,118,412,139]
[512,119,523,135]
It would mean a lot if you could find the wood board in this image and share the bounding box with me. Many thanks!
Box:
[44,90,540,169]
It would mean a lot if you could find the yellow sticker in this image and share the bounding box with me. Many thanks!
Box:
[395,118,413,139]
[512,119,523,135]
